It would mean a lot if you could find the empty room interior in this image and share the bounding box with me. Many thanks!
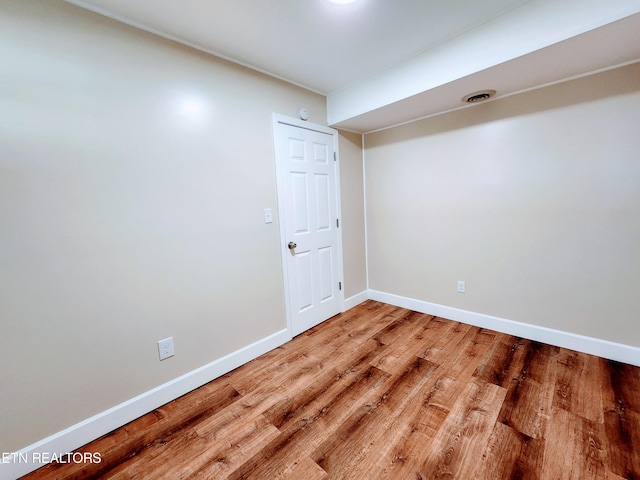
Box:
[1,0,640,478]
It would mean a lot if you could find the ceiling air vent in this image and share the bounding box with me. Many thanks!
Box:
[462,90,496,103]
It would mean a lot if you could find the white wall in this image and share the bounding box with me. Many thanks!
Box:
[338,130,367,299]
[0,0,327,453]
[365,63,640,348]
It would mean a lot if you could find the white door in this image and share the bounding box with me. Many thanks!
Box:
[274,116,343,336]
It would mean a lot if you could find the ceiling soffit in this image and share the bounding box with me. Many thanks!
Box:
[327,0,640,132]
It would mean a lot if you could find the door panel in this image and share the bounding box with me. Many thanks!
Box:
[318,246,334,301]
[275,119,343,336]
[313,142,329,164]
[295,250,313,312]
[315,173,331,230]
[291,173,310,234]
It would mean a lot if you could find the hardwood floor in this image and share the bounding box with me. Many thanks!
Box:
[21,301,640,479]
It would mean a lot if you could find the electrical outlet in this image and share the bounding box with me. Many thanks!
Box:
[457,280,466,293]
[158,337,175,361]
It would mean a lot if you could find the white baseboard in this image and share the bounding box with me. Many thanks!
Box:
[6,292,638,478]
[368,290,640,367]
[1,329,291,480]
[344,290,369,310]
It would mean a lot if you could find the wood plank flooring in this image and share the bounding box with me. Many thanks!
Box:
[21,301,640,480]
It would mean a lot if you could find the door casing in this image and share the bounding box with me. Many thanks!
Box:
[272,113,345,337]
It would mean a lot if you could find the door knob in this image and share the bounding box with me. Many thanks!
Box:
[288,242,297,250]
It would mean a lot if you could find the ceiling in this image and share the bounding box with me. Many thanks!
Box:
[67,0,640,133]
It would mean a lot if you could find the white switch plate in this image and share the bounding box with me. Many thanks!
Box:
[457,280,466,293]
[264,208,273,224]
[158,337,175,361]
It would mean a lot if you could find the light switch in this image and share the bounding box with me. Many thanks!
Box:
[264,208,273,224]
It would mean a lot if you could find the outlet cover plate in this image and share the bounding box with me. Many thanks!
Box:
[158,337,175,361]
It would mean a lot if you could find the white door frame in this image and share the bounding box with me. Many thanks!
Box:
[272,113,345,337]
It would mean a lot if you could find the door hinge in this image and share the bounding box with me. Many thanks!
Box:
[339,281,342,291]
[334,152,337,162]
[336,218,340,228]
